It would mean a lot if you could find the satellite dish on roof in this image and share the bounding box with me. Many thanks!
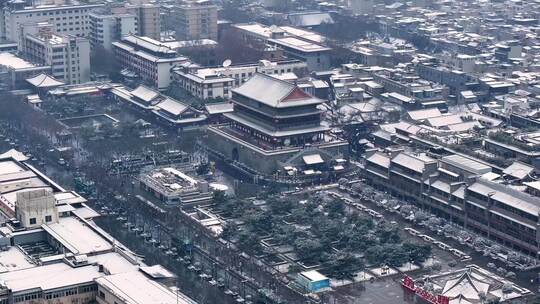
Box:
[223,59,232,68]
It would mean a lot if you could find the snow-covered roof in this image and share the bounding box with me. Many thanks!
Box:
[0,149,29,162]
[156,98,188,116]
[0,52,37,70]
[300,270,328,282]
[233,73,323,108]
[43,217,113,255]
[303,154,324,165]
[26,73,64,88]
[95,271,197,304]
[442,271,490,301]
[366,152,391,168]
[0,263,101,293]
[407,108,442,121]
[205,102,233,115]
[131,85,160,103]
[503,161,534,180]
[391,153,434,173]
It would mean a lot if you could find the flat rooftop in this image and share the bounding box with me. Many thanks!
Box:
[300,270,328,281]
[0,262,101,293]
[96,271,197,304]
[43,217,113,255]
[0,52,39,70]
[87,252,139,275]
[272,37,331,53]
[0,247,35,273]
[0,160,26,175]
[441,154,492,174]
[279,26,326,44]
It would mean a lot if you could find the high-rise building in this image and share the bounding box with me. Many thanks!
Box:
[232,23,332,71]
[87,1,160,51]
[2,1,103,42]
[89,9,137,51]
[125,2,160,40]
[20,23,90,84]
[174,0,217,41]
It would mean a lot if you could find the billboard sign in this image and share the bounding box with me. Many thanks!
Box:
[402,275,449,304]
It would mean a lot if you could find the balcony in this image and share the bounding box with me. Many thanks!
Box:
[208,124,347,155]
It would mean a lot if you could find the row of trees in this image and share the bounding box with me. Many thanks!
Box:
[0,93,67,144]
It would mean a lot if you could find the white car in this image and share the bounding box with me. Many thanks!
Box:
[420,235,436,243]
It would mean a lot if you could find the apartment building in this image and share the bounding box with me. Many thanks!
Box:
[20,24,90,84]
[173,59,307,100]
[125,2,160,40]
[2,1,103,42]
[372,70,449,101]
[173,0,218,41]
[233,23,331,71]
[113,35,188,89]
[89,9,137,51]
[364,151,540,256]
[416,61,479,97]
[269,36,331,71]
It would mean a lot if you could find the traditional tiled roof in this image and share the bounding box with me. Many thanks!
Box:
[232,73,323,108]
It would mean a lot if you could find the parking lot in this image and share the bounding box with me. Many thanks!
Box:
[331,182,540,292]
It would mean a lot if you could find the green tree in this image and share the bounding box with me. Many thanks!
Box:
[237,230,261,254]
[221,221,238,240]
[378,226,401,244]
[365,245,385,265]
[273,224,297,245]
[212,190,228,205]
[289,207,309,223]
[384,244,409,267]
[325,199,345,218]
[244,210,273,232]
[269,197,293,215]
[326,252,363,279]
[403,242,432,264]
[295,239,324,264]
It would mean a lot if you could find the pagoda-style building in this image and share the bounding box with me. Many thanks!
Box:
[225,73,328,148]
[206,73,348,175]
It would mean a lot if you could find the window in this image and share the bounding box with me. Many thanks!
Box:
[45,215,52,222]
[98,291,105,299]
[29,218,36,225]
